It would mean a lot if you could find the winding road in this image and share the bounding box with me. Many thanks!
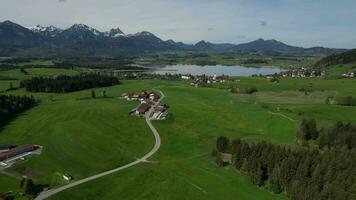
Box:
[35,90,164,200]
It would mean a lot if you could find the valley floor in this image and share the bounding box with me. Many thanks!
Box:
[1,69,356,199]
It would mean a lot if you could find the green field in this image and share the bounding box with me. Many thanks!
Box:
[1,68,356,199]
[324,64,356,76]
[0,68,78,81]
[0,175,18,193]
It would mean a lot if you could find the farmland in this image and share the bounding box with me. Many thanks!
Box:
[1,67,356,199]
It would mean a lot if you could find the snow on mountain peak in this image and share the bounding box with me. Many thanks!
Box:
[70,24,101,36]
[104,27,125,38]
[30,25,62,37]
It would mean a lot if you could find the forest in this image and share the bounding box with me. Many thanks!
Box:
[20,74,120,93]
[214,121,356,200]
[0,94,36,124]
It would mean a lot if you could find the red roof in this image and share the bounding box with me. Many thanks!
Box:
[0,144,36,161]
[136,103,150,114]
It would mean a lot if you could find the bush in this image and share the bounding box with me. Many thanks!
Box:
[230,87,258,94]
[338,96,356,106]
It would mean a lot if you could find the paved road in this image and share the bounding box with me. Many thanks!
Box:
[35,90,164,200]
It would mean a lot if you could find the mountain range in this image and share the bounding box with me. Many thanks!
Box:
[0,20,346,57]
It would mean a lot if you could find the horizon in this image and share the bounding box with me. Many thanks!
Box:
[0,20,349,50]
[1,0,356,49]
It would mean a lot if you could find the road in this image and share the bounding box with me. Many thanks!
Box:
[35,90,164,200]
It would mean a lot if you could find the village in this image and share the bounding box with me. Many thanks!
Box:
[121,89,169,120]
[275,68,325,78]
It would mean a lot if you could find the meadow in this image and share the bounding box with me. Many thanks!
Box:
[1,67,356,199]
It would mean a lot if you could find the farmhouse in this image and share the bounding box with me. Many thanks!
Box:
[0,144,15,153]
[135,103,151,115]
[342,71,355,78]
[151,104,169,120]
[0,144,37,162]
[122,90,159,102]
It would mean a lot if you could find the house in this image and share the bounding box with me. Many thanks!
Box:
[151,104,169,120]
[181,75,190,80]
[0,144,15,153]
[0,144,36,162]
[135,103,151,115]
[122,90,158,102]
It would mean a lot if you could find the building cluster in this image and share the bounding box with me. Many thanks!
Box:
[122,90,158,102]
[276,68,325,78]
[341,71,355,78]
[0,144,40,167]
[150,104,169,120]
[121,90,168,120]
[184,74,229,87]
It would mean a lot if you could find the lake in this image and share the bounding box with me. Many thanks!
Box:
[147,64,285,76]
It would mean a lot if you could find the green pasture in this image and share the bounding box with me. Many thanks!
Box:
[0,67,355,199]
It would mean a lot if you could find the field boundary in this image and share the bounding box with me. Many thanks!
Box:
[268,111,297,122]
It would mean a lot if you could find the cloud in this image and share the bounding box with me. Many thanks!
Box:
[236,35,247,39]
[259,20,267,26]
[207,27,215,31]
[58,0,66,3]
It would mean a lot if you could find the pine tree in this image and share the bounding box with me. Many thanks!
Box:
[308,119,319,140]
[269,166,283,193]
[216,136,230,153]
[91,90,96,99]
[24,179,36,196]
[20,177,26,189]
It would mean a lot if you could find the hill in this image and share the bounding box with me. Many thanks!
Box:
[314,49,356,68]
[0,20,346,57]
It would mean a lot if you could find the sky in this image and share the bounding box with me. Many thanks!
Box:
[1,0,355,48]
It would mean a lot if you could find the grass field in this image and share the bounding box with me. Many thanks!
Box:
[0,89,153,188]
[0,68,78,81]
[324,64,356,76]
[0,175,18,193]
[1,67,356,199]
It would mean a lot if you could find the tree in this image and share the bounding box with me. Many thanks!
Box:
[91,90,96,99]
[8,81,13,90]
[20,177,26,189]
[308,119,319,140]
[296,119,318,143]
[216,136,230,153]
[269,166,283,193]
[24,178,36,196]
[296,119,308,143]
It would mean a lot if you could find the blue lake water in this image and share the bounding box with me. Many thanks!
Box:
[148,64,285,76]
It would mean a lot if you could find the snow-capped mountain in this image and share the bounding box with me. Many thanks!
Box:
[0,20,345,56]
[132,31,156,37]
[68,24,102,36]
[30,25,63,37]
[105,28,125,38]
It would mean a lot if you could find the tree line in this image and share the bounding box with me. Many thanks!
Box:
[214,121,356,200]
[20,74,120,93]
[0,94,36,123]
